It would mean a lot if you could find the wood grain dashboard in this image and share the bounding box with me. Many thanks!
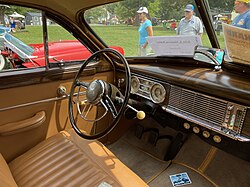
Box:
[117,63,250,142]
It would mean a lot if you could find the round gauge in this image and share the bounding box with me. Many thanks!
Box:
[131,76,140,94]
[150,83,166,103]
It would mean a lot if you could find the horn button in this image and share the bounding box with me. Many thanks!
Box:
[86,80,105,104]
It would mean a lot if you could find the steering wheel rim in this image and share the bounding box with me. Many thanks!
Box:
[69,48,131,140]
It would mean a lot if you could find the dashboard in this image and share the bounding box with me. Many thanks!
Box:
[129,74,249,142]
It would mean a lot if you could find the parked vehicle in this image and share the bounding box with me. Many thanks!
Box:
[0,0,249,187]
[0,32,124,70]
[0,26,11,33]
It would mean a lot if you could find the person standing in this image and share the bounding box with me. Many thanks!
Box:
[176,4,203,36]
[10,17,16,32]
[232,0,250,29]
[137,7,153,56]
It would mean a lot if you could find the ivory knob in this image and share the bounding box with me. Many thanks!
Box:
[136,111,145,120]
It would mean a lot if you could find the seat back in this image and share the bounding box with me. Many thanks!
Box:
[0,154,18,187]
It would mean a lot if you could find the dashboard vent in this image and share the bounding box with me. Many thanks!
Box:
[168,86,227,125]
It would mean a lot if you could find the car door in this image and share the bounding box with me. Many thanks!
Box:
[0,5,113,162]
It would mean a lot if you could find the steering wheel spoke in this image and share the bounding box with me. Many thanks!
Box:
[77,100,93,119]
[101,95,118,119]
[76,80,89,89]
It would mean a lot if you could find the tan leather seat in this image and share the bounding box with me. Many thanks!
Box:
[0,154,18,187]
[7,129,148,187]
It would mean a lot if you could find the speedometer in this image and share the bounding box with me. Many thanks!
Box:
[131,76,140,94]
[150,83,166,103]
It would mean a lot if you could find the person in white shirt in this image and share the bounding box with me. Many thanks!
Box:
[177,4,203,36]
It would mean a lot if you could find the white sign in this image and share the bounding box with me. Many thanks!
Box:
[147,35,202,57]
[223,23,250,65]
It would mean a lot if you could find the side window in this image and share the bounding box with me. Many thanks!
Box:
[0,4,92,72]
[47,22,92,65]
[0,5,44,71]
[85,0,211,57]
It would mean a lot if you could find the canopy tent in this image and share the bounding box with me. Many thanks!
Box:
[214,14,223,18]
[0,4,10,9]
[8,12,25,18]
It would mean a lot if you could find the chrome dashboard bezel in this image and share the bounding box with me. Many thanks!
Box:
[130,75,167,104]
[150,83,166,104]
[129,74,250,142]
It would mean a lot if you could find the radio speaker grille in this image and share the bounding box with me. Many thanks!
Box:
[168,86,227,125]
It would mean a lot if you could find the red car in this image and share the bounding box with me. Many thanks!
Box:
[0,32,124,69]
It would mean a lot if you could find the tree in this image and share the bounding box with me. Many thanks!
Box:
[85,6,107,23]
[158,0,189,20]
[85,0,236,25]
[148,0,160,18]
[5,5,35,15]
[208,0,234,13]
[114,0,153,20]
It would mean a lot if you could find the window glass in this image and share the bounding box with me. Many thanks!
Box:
[206,0,235,49]
[47,23,91,64]
[85,0,211,57]
[0,4,92,72]
[206,0,250,66]
[0,5,44,71]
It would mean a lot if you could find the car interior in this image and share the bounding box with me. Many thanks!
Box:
[0,0,250,187]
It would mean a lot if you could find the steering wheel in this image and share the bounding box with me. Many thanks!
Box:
[69,48,131,140]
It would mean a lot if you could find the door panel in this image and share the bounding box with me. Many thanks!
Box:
[0,71,114,162]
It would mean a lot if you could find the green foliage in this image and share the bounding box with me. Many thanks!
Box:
[5,5,36,15]
[148,0,160,18]
[208,0,234,12]
[85,6,107,23]
[112,0,152,21]
[158,0,190,20]
[105,3,118,14]
[115,3,133,21]
[84,0,235,24]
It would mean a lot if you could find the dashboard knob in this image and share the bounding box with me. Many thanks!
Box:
[57,86,67,96]
[183,122,191,129]
[213,135,222,143]
[193,126,200,134]
[136,111,146,120]
[202,131,210,138]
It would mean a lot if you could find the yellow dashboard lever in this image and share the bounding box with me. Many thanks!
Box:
[136,111,146,120]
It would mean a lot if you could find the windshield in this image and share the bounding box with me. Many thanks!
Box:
[85,0,250,66]
[207,0,250,66]
[85,0,211,57]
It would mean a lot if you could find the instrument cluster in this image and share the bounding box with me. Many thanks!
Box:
[131,76,167,104]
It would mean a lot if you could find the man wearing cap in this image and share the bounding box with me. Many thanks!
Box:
[137,7,153,56]
[176,4,203,36]
[232,0,250,29]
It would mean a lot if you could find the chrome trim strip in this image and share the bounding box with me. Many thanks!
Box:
[238,107,248,133]
[0,92,85,112]
[162,106,250,142]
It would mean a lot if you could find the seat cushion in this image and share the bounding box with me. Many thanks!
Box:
[0,154,18,187]
[9,129,148,187]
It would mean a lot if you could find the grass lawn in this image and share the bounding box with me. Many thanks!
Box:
[12,25,225,56]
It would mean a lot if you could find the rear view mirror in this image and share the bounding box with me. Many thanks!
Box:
[193,45,225,71]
